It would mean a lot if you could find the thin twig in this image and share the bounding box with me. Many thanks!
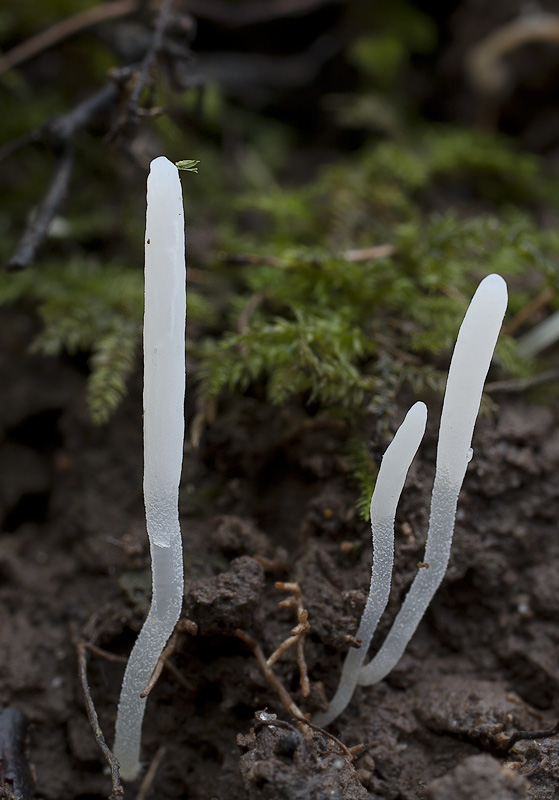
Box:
[220,243,395,269]
[106,0,177,143]
[0,75,125,166]
[273,582,311,697]
[266,610,309,666]
[238,291,266,334]
[76,641,124,800]
[128,0,175,112]
[47,79,125,146]
[134,745,166,800]
[8,146,74,271]
[495,720,559,753]
[4,0,183,270]
[485,368,559,394]
[296,636,310,698]
[343,243,396,262]
[251,554,291,573]
[0,709,33,800]
[503,286,555,336]
[0,0,139,76]
[236,629,306,720]
[302,717,361,759]
[83,642,127,664]
[237,630,364,760]
[140,618,197,698]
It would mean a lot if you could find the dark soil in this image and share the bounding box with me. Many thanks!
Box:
[1,303,559,800]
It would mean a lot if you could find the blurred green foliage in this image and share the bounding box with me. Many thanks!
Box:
[0,0,558,448]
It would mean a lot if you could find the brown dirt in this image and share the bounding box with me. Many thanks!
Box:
[1,307,559,800]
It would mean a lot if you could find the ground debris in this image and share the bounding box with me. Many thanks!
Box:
[238,713,368,800]
[519,740,559,800]
[415,676,534,739]
[425,753,528,800]
[185,556,265,636]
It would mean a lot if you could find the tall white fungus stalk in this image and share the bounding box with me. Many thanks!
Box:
[315,274,508,727]
[113,157,186,781]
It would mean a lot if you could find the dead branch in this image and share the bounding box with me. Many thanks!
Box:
[76,641,124,800]
[129,0,175,112]
[3,71,129,269]
[235,629,306,721]
[0,0,139,77]
[8,146,74,271]
[0,709,33,800]
[4,0,195,270]
[493,719,559,753]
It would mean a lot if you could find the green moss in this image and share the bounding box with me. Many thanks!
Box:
[196,128,557,420]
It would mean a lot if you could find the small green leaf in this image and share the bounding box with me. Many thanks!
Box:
[176,159,200,173]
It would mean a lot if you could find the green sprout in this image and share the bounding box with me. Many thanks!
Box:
[176,159,200,173]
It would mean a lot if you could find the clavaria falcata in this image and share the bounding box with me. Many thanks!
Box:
[315,274,508,727]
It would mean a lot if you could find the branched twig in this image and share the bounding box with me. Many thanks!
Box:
[237,630,364,760]
[107,0,177,141]
[236,629,306,721]
[76,641,124,800]
[3,68,133,270]
[47,79,125,147]
[129,0,175,111]
[271,582,311,697]
[4,0,189,270]
[0,77,125,165]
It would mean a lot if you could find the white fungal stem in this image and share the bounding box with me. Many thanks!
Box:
[113,157,186,781]
[313,402,427,728]
[358,273,507,687]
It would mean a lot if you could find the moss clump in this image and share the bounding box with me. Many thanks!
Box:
[197,129,558,419]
